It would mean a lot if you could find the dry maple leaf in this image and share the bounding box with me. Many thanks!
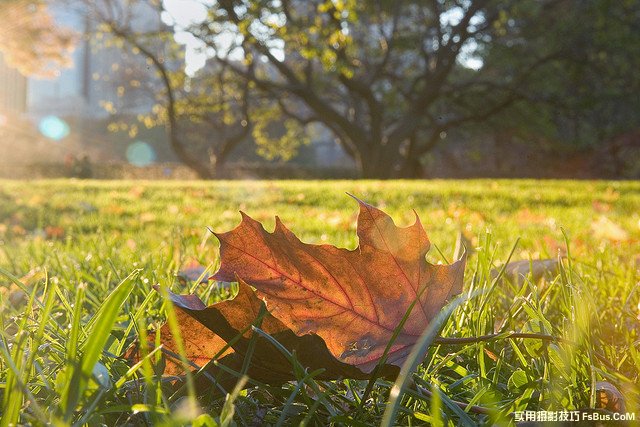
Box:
[140,196,466,391]
[152,279,375,392]
[211,196,466,373]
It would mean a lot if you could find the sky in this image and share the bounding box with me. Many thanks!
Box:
[161,0,483,76]
[162,0,210,75]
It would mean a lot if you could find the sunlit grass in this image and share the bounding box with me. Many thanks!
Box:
[0,179,638,425]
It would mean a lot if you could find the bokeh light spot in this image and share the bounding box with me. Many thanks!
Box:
[0,114,7,127]
[38,116,70,141]
[126,141,156,166]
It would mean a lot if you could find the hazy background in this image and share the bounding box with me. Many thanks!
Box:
[1,0,639,180]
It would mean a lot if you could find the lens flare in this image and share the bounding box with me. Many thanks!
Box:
[38,116,70,141]
[126,141,156,166]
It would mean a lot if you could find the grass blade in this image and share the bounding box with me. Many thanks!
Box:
[381,293,472,427]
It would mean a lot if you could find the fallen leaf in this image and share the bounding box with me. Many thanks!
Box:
[515,208,547,225]
[592,201,612,213]
[542,235,566,257]
[591,216,629,242]
[11,225,26,237]
[129,185,146,199]
[149,279,376,392]
[104,204,125,215]
[177,260,210,284]
[595,381,626,412]
[139,212,156,223]
[45,225,65,239]
[138,196,466,391]
[211,195,466,373]
[491,259,560,285]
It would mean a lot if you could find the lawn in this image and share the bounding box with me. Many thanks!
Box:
[0,179,639,425]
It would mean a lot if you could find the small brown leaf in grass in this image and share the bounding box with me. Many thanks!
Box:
[592,201,612,213]
[591,216,629,242]
[595,381,626,413]
[177,260,210,284]
[492,259,560,285]
[44,225,65,239]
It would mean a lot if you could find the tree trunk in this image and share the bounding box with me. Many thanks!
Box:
[360,159,391,179]
[397,156,424,178]
[357,141,412,179]
[494,131,510,176]
[359,152,394,179]
[354,136,434,179]
[173,153,215,179]
[167,128,215,179]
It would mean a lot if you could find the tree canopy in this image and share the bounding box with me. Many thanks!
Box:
[81,0,640,178]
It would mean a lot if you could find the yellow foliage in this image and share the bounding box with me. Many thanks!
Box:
[100,101,116,114]
[0,0,79,78]
[128,125,139,138]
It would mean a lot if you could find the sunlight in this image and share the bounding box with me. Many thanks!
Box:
[162,0,210,75]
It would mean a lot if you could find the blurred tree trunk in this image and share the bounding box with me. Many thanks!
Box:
[106,24,251,179]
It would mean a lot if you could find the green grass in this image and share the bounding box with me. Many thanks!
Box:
[0,179,639,425]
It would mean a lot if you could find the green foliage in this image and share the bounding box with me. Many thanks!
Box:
[91,0,640,178]
[480,0,640,149]
[252,108,310,161]
[0,179,639,424]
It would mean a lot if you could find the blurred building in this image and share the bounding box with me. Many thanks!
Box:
[0,53,27,113]
[27,1,168,119]
[1,0,354,172]
[0,0,179,169]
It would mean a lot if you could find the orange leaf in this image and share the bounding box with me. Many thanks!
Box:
[211,196,466,373]
[134,197,467,393]
[152,279,375,391]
